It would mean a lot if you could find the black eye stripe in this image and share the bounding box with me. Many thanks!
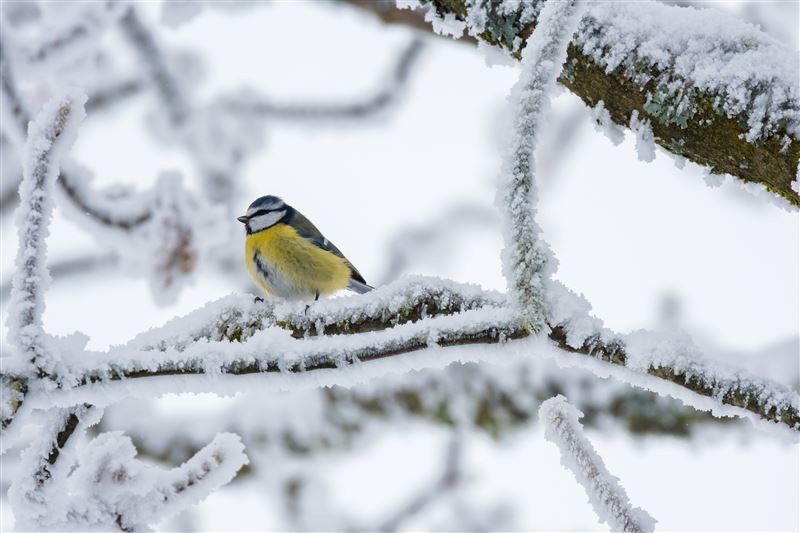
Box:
[250,207,283,217]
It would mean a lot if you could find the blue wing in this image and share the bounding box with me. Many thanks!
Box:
[286,208,371,288]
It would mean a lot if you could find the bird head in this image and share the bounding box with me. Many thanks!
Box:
[237,195,288,234]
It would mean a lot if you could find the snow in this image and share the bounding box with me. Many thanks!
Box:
[624,329,800,431]
[540,395,656,533]
[11,412,247,530]
[629,110,656,163]
[591,101,624,146]
[575,2,800,142]
[424,6,466,39]
[497,0,586,332]
[445,0,798,154]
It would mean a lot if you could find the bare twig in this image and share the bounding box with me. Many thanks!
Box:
[0,253,118,303]
[223,38,425,120]
[379,434,463,531]
[119,7,189,126]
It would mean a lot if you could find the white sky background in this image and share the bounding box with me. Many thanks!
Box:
[0,1,798,531]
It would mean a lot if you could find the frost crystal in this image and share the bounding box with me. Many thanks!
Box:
[424,6,467,39]
[629,110,655,163]
[591,101,624,146]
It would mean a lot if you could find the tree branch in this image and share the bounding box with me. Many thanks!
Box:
[342,0,800,207]
[5,280,794,432]
[8,89,86,378]
[222,37,425,120]
[540,395,656,532]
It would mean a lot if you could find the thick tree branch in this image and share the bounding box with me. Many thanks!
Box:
[343,0,800,207]
[5,281,794,432]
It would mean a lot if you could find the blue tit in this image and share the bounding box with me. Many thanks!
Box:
[237,195,373,301]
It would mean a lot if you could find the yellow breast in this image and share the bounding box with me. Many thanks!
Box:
[244,224,352,298]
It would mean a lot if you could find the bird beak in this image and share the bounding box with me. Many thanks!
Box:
[237,215,249,224]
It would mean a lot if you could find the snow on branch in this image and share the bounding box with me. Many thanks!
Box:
[8,88,86,378]
[345,0,800,207]
[2,276,794,434]
[62,431,248,531]
[8,405,97,528]
[8,403,248,531]
[540,395,656,533]
[498,0,586,332]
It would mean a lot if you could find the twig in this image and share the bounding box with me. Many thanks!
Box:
[379,434,463,531]
[540,395,656,532]
[223,38,425,120]
[0,253,118,303]
[119,7,189,126]
[7,89,86,377]
[497,0,586,332]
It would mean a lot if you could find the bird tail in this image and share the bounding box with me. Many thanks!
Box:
[348,279,374,294]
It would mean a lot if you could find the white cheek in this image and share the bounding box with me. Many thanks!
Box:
[248,210,286,232]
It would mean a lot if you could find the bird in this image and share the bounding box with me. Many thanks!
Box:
[237,195,373,301]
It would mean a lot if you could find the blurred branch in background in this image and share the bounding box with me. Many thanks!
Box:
[0,253,117,305]
[376,202,497,285]
[343,0,800,207]
[221,37,425,121]
[377,434,463,532]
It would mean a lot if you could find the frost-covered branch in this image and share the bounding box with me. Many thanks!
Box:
[540,395,656,533]
[8,89,86,378]
[4,278,794,432]
[345,0,800,207]
[8,403,248,531]
[498,0,585,332]
[8,405,95,528]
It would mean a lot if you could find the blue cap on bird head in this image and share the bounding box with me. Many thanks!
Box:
[237,195,288,232]
[247,195,285,214]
